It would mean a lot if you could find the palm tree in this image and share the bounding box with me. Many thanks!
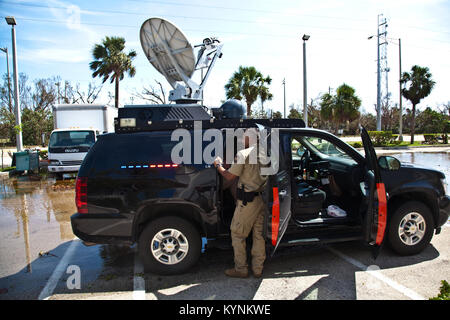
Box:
[320,84,361,134]
[400,65,435,144]
[90,36,137,108]
[224,66,273,117]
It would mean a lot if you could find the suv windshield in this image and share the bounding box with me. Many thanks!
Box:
[49,130,95,148]
[302,136,357,164]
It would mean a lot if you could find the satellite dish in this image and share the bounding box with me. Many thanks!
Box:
[140,17,223,104]
[140,18,195,84]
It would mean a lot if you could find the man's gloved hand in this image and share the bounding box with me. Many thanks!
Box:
[213,156,223,168]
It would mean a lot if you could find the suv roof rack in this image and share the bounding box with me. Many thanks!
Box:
[115,106,305,133]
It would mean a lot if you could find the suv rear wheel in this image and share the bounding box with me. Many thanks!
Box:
[138,216,201,275]
[387,201,434,256]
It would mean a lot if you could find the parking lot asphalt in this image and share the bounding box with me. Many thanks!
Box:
[0,175,448,301]
[2,223,448,300]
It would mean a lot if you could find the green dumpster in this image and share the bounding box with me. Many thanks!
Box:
[13,150,40,173]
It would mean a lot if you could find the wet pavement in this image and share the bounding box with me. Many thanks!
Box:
[0,152,449,300]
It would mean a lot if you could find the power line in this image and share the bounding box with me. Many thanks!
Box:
[0,1,373,34]
[1,15,449,54]
[4,0,449,36]
[0,16,368,39]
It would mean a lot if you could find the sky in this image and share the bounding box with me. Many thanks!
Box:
[0,0,449,116]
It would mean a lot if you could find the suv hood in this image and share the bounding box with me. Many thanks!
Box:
[400,161,446,179]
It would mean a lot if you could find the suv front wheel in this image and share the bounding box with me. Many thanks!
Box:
[387,201,434,256]
[138,216,201,275]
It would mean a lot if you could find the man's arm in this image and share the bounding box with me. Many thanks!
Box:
[214,157,238,182]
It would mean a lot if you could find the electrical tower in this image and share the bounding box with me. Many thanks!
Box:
[376,14,389,131]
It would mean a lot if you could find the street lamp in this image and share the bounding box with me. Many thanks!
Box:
[302,34,310,127]
[0,47,12,112]
[5,16,23,151]
[397,38,403,142]
[282,78,286,118]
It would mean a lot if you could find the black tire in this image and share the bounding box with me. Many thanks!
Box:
[138,216,201,275]
[387,201,434,256]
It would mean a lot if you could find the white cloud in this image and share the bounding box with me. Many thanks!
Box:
[20,48,90,64]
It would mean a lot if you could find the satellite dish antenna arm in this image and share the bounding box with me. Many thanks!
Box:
[192,43,223,100]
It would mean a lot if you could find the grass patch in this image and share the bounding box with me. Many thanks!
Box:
[429,280,449,300]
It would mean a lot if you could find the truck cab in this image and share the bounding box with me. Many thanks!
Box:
[49,104,117,177]
[48,128,99,175]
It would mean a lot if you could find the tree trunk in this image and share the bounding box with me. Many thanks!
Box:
[246,102,251,118]
[410,103,416,144]
[115,75,119,109]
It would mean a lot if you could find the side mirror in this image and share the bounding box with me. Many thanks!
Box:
[378,156,401,171]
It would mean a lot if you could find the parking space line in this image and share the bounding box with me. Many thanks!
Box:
[38,238,80,300]
[327,247,425,300]
[133,251,146,300]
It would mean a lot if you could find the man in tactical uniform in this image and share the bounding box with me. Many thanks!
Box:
[213,129,267,278]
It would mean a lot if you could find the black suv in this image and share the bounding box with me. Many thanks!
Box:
[71,105,449,275]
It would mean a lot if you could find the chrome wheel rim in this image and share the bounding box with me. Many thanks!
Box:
[151,228,189,265]
[398,212,426,246]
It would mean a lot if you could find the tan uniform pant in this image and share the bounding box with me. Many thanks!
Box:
[230,195,266,273]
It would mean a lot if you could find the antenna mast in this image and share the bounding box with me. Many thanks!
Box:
[376,14,389,131]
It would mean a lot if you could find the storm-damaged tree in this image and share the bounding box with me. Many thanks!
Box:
[90,36,137,108]
[400,65,435,144]
[132,80,167,104]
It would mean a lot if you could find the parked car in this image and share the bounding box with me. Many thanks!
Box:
[71,105,449,275]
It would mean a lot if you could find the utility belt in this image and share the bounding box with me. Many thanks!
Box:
[236,184,262,206]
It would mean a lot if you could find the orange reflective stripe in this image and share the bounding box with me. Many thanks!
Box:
[272,187,280,246]
[376,183,387,245]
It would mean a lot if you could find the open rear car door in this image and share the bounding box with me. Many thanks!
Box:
[261,128,292,256]
[360,127,388,258]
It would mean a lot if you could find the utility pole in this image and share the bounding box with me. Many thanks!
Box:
[282,78,286,118]
[55,82,61,104]
[398,38,403,142]
[376,14,388,131]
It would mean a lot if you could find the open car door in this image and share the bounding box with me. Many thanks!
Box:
[361,127,388,259]
[261,128,292,257]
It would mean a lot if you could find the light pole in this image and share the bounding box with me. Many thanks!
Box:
[0,47,12,113]
[398,38,403,142]
[5,16,23,152]
[302,34,310,127]
[282,78,286,118]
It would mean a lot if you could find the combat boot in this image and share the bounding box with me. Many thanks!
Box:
[224,268,248,278]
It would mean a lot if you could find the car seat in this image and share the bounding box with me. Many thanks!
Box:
[293,182,326,219]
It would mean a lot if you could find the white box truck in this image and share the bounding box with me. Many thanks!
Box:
[48,104,117,176]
